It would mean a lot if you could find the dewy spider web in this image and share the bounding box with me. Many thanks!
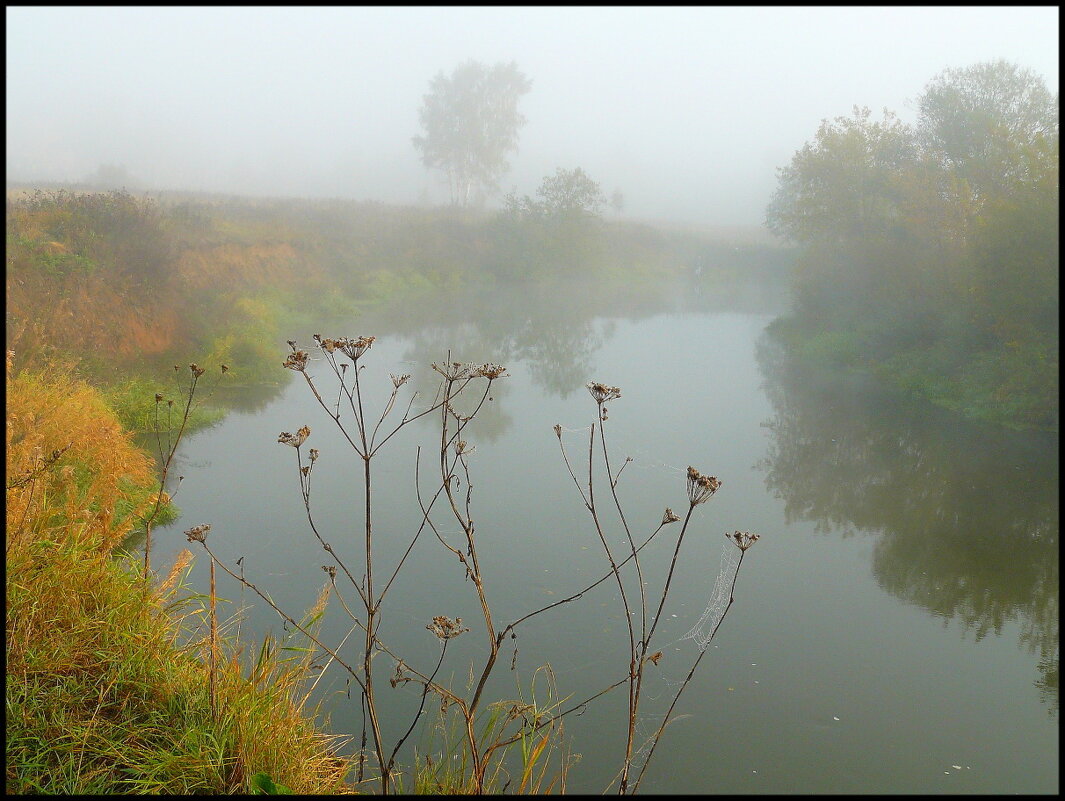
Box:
[683,538,741,651]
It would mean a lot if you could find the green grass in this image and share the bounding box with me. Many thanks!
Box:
[6,515,352,794]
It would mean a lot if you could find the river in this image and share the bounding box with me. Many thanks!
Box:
[146,277,1058,794]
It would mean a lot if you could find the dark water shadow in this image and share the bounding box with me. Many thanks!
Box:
[756,328,1059,714]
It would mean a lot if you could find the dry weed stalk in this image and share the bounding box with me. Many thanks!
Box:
[183,337,759,794]
[140,363,227,576]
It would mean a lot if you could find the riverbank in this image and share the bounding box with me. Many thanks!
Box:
[5,355,353,793]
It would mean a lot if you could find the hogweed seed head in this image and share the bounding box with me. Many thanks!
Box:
[283,350,309,371]
[278,425,311,448]
[426,615,469,640]
[184,523,211,543]
[686,466,722,506]
[727,530,760,551]
[587,381,622,404]
[662,507,681,524]
[390,373,411,388]
[471,363,508,380]
[338,336,375,362]
[431,361,473,381]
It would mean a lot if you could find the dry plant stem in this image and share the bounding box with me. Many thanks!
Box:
[379,447,451,602]
[578,422,639,792]
[645,504,697,645]
[5,442,71,490]
[144,371,200,575]
[630,549,747,794]
[197,541,368,695]
[292,349,476,793]
[8,471,40,554]
[436,378,497,792]
[598,411,646,637]
[620,505,697,794]
[596,406,651,796]
[502,521,667,632]
[209,556,218,721]
[295,449,369,610]
[384,641,450,782]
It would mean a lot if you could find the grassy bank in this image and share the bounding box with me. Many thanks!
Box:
[766,315,1058,432]
[5,355,353,794]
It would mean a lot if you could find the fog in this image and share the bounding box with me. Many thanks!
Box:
[5,6,1058,227]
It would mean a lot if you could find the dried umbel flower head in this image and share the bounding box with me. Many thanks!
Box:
[426,615,469,641]
[283,350,309,372]
[308,448,320,462]
[390,373,411,388]
[431,361,473,381]
[312,334,336,353]
[322,564,337,580]
[184,523,211,543]
[155,393,164,403]
[278,425,311,448]
[553,424,563,439]
[471,363,508,380]
[337,335,375,362]
[686,466,722,506]
[587,381,622,404]
[662,507,681,525]
[727,530,761,551]
[189,363,206,378]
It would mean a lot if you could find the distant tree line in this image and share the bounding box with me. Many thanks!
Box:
[766,60,1059,430]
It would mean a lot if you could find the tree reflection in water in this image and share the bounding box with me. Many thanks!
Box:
[756,328,1059,714]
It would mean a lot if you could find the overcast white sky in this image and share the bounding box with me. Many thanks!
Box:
[6,6,1059,227]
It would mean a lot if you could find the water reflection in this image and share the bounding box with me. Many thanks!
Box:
[756,329,1059,713]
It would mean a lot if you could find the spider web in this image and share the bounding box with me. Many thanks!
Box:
[683,539,740,651]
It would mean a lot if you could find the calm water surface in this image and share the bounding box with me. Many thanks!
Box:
[149,281,1058,794]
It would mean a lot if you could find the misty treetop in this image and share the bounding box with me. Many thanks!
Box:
[767,60,1058,431]
[412,60,532,208]
[504,167,607,219]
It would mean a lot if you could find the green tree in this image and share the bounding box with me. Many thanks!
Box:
[534,167,606,217]
[918,60,1059,201]
[496,167,607,277]
[504,167,606,219]
[412,60,532,207]
[765,106,917,245]
[766,62,1059,431]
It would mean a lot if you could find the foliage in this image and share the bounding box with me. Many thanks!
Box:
[6,355,162,550]
[917,59,1059,200]
[766,106,918,244]
[5,353,352,795]
[767,60,1058,431]
[495,167,609,278]
[412,60,532,207]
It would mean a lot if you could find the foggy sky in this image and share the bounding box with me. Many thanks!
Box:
[6,6,1059,228]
